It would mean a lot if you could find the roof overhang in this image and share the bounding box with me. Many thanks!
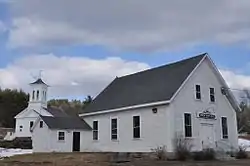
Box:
[80,100,170,117]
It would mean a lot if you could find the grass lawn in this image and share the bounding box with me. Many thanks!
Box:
[0,153,250,166]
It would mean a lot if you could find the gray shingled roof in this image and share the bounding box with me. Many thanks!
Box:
[30,78,48,86]
[81,53,206,114]
[40,116,92,130]
[43,106,69,117]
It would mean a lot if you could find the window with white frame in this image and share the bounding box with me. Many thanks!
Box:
[195,85,201,100]
[58,131,65,141]
[184,113,192,137]
[210,87,215,102]
[133,116,140,139]
[111,118,118,140]
[32,90,35,100]
[93,121,98,140]
[221,117,228,139]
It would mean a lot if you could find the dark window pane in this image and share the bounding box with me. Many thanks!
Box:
[93,131,98,140]
[185,126,192,137]
[184,114,191,125]
[133,127,140,138]
[93,121,98,130]
[112,134,117,140]
[196,93,201,99]
[133,116,140,127]
[196,85,201,92]
[210,95,215,102]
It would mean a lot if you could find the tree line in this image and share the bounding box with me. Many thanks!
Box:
[1,88,250,134]
[0,88,92,128]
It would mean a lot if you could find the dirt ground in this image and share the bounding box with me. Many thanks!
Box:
[0,153,250,166]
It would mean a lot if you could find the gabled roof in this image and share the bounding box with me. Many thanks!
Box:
[30,78,48,86]
[81,53,207,114]
[40,116,92,130]
[43,106,69,117]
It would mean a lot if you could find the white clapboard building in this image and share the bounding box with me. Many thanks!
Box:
[30,53,239,153]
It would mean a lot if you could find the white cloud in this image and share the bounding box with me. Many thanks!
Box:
[0,54,150,99]
[6,0,250,51]
[220,70,250,89]
[0,20,6,33]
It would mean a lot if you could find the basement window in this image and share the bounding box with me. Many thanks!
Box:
[58,131,65,141]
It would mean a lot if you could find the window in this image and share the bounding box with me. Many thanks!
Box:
[30,121,34,128]
[58,131,65,141]
[40,121,43,128]
[93,121,98,140]
[184,113,192,137]
[36,90,39,100]
[19,125,23,132]
[44,92,47,101]
[195,85,201,100]
[221,117,228,139]
[133,116,140,139]
[111,118,118,140]
[210,88,215,102]
[32,90,35,100]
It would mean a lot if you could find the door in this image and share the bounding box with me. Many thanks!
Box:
[72,132,80,152]
[199,123,215,149]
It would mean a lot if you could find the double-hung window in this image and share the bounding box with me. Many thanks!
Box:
[133,116,140,139]
[111,118,118,140]
[93,121,98,140]
[58,131,65,141]
[184,113,192,137]
[195,85,201,100]
[210,88,215,102]
[221,117,228,139]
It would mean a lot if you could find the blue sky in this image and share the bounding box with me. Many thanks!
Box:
[1,0,250,99]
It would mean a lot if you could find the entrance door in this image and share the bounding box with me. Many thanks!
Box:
[72,132,80,152]
[199,123,215,149]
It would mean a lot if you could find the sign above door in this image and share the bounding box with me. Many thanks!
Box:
[197,107,216,120]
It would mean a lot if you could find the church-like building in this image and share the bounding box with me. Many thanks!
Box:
[14,78,68,138]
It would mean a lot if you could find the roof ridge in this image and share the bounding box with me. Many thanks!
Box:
[118,53,207,79]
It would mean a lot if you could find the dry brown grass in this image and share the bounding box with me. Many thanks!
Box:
[0,153,250,166]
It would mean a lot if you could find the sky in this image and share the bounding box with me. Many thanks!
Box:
[0,0,250,100]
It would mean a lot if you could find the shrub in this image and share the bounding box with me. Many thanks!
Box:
[0,137,32,149]
[193,148,215,161]
[236,145,248,159]
[151,145,167,160]
[173,135,193,161]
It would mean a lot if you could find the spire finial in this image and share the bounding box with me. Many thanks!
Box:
[38,70,43,79]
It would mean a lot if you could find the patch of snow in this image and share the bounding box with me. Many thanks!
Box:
[0,147,32,158]
[238,138,250,151]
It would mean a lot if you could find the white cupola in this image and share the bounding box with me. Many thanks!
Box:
[28,78,49,110]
